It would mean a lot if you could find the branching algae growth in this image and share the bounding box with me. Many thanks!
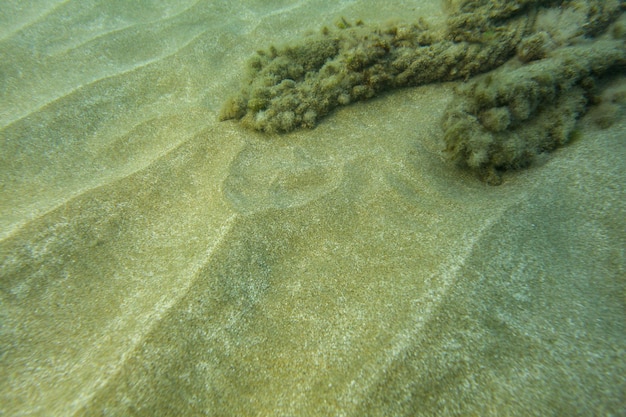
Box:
[221,0,625,183]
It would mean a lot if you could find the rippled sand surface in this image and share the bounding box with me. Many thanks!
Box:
[1,1,625,416]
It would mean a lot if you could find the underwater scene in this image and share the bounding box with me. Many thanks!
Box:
[1,0,625,415]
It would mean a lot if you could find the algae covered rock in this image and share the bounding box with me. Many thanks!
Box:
[220,0,625,182]
[442,3,626,183]
[220,0,540,133]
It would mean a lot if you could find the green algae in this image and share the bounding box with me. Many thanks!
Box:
[221,0,624,182]
[442,6,626,183]
[219,0,539,133]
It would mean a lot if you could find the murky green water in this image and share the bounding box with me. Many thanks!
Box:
[1,1,625,415]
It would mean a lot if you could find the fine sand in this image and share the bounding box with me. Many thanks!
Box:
[1,1,625,416]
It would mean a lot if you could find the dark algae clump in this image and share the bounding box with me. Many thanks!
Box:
[219,0,538,133]
[442,38,626,184]
[442,0,626,183]
[221,0,625,183]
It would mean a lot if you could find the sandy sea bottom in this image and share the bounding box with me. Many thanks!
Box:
[0,0,625,416]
